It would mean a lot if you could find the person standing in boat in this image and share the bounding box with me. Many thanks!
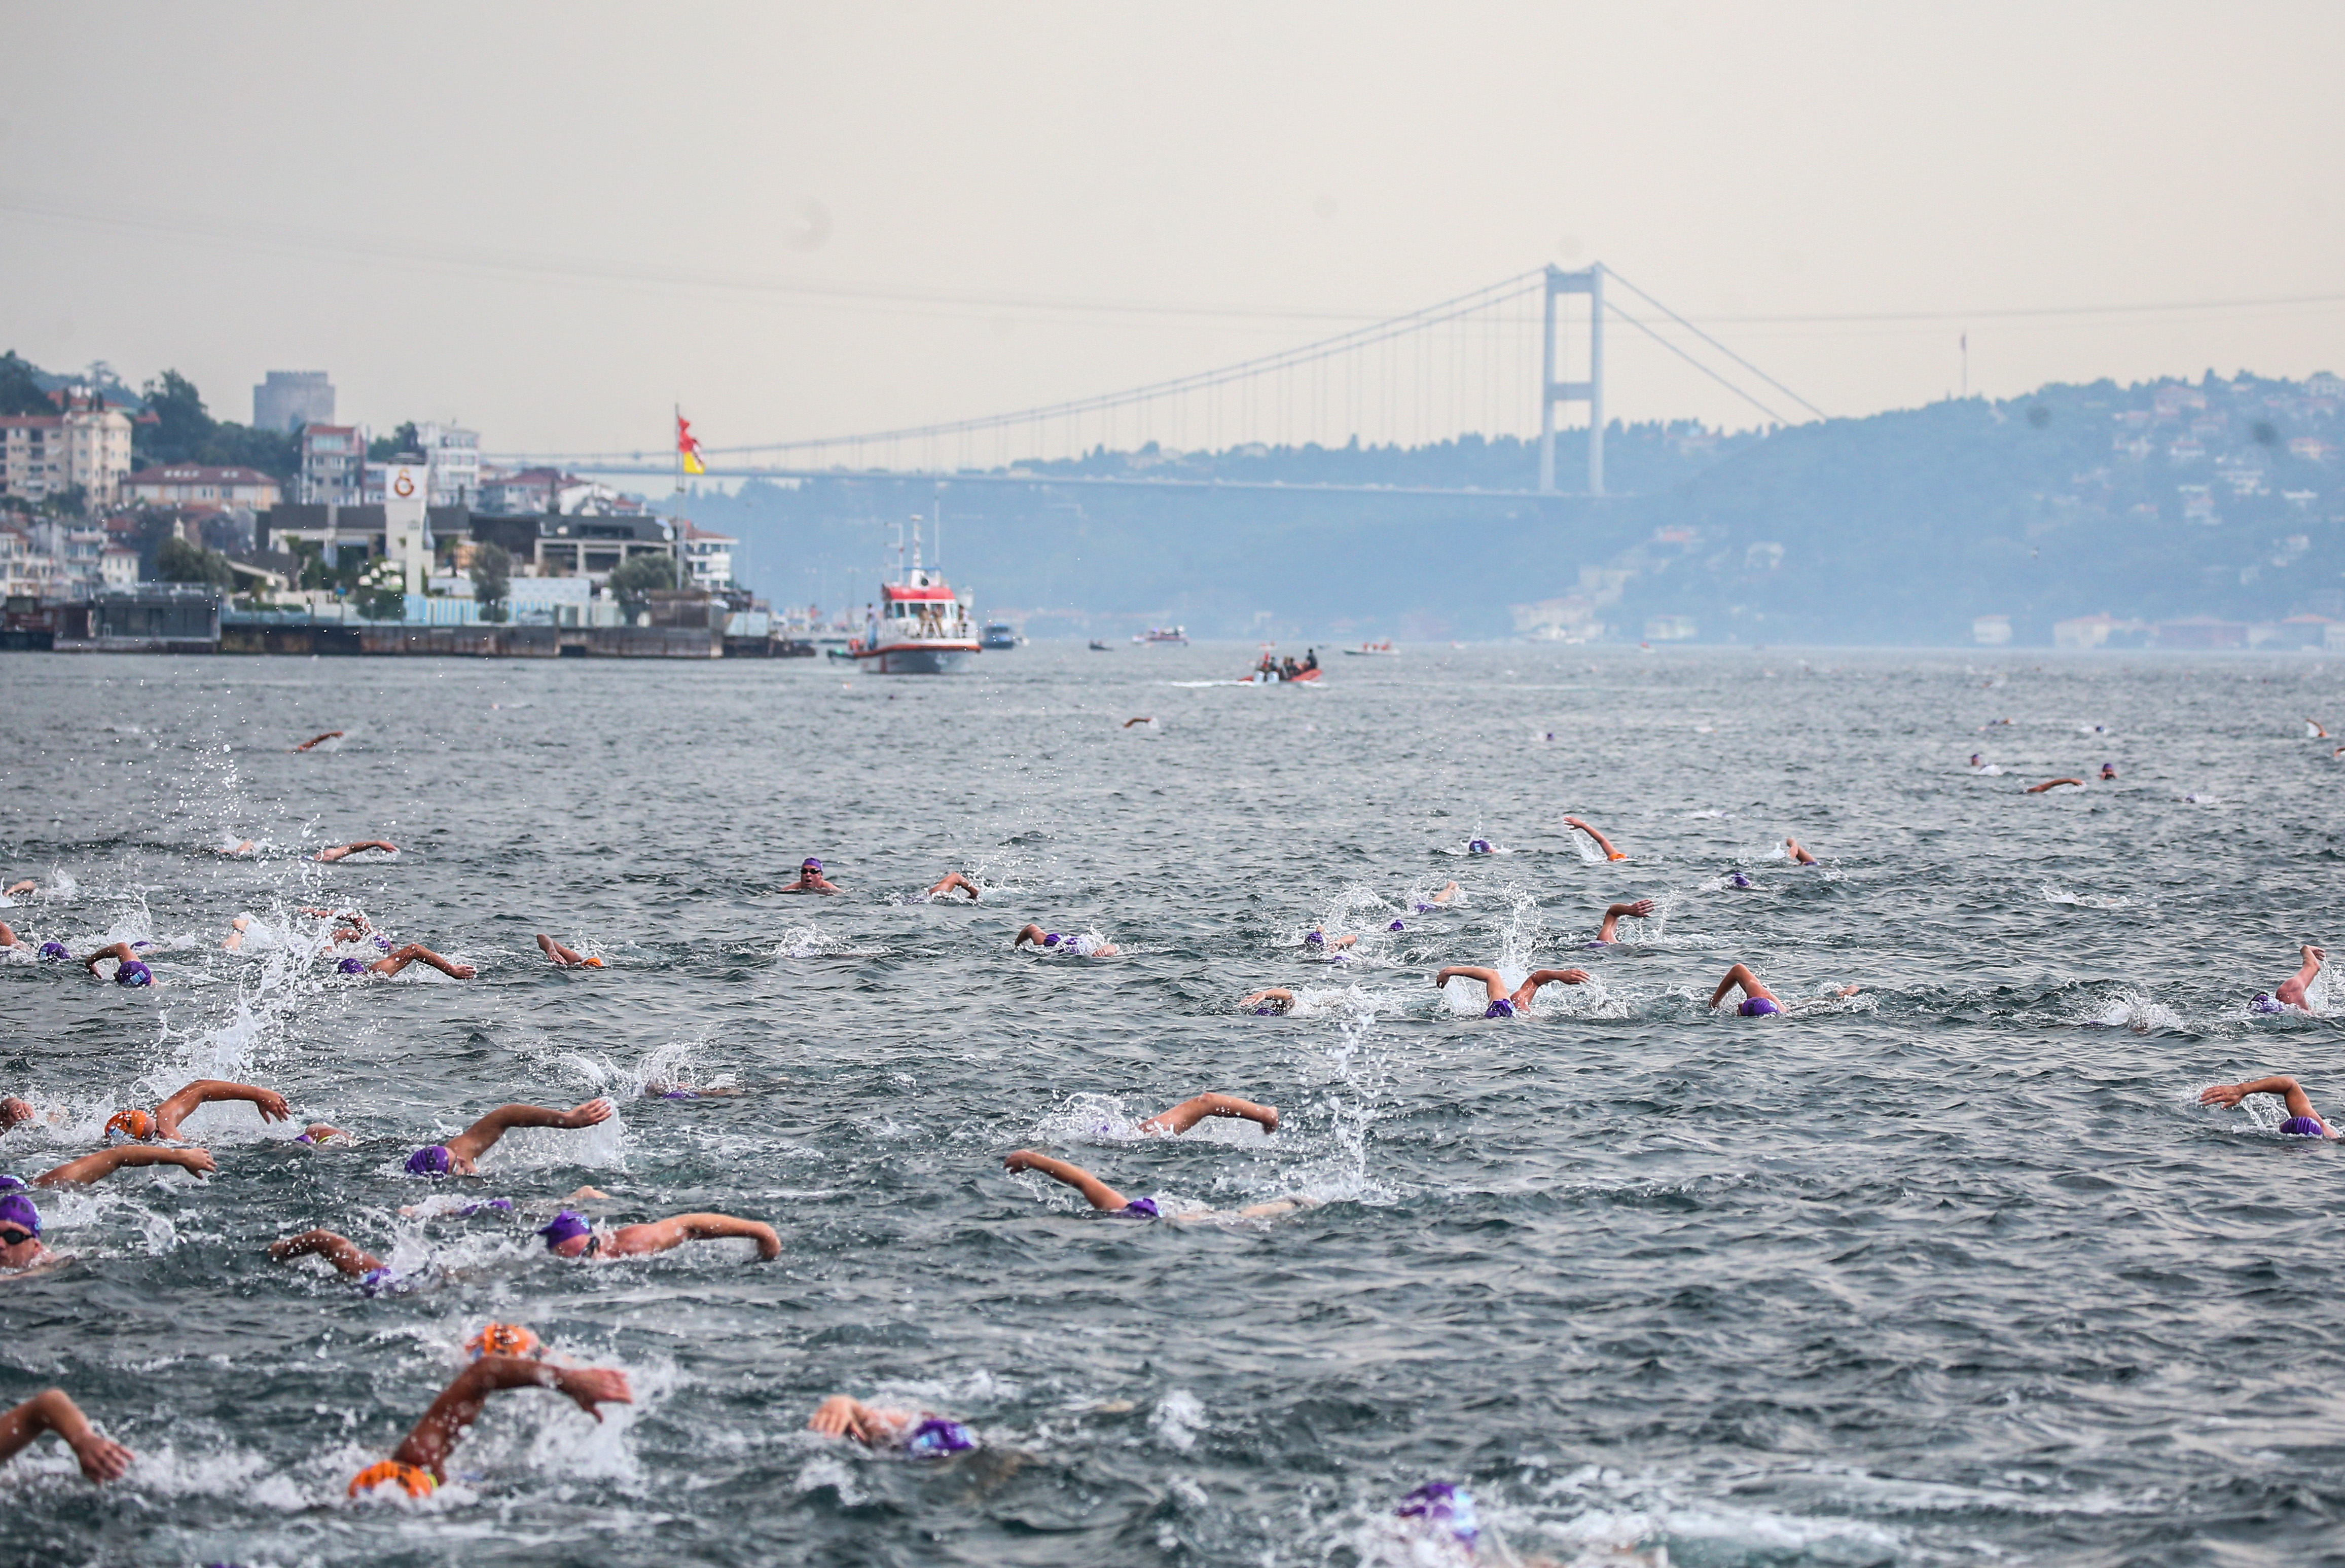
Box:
[1302,648,1319,673]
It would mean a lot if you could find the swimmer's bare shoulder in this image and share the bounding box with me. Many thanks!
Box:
[0,1252,76,1281]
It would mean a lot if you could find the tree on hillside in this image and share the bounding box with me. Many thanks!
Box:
[606,552,682,613]
[156,535,234,590]
[368,422,421,461]
[468,541,513,622]
[138,370,214,464]
[0,352,53,416]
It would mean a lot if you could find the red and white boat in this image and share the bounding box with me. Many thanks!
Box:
[852,522,979,674]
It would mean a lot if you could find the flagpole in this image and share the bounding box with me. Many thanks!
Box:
[672,403,685,592]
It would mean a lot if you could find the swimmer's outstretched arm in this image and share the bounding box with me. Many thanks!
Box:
[2,881,34,898]
[2199,1075,2329,1132]
[1003,1149,1131,1212]
[1708,963,1773,1008]
[153,1080,291,1140]
[1430,880,1461,905]
[35,1146,214,1187]
[1432,966,1509,1005]
[368,943,476,979]
[291,731,344,752]
[315,840,396,863]
[926,872,981,901]
[808,1395,917,1446]
[268,1228,384,1278]
[0,921,21,951]
[1240,988,1297,1013]
[0,1390,132,1482]
[1783,837,1819,865]
[1140,1093,1280,1136]
[2277,945,2326,1008]
[1564,816,1626,860]
[602,1213,781,1260]
[535,934,599,968]
[1012,924,1047,948]
[390,1357,632,1482]
[2026,778,2086,793]
[78,941,139,975]
[1594,900,1655,943]
[1520,968,1593,1001]
[444,1099,614,1167]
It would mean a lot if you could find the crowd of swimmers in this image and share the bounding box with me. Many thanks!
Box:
[0,743,2331,1540]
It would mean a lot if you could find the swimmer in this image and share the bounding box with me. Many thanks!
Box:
[2027,778,2086,793]
[0,921,28,956]
[1001,1150,1318,1221]
[1304,927,1357,953]
[345,943,475,979]
[403,1097,615,1177]
[1013,924,1118,957]
[3,880,36,898]
[1464,838,1495,855]
[1421,880,1462,909]
[925,871,982,902]
[1431,964,1593,1018]
[1783,836,1819,865]
[1564,815,1629,861]
[2199,1075,2337,1137]
[535,934,603,969]
[212,839,258,858]
[2100,762,2118,781]
[1590,898,1656,945]
[0,1191,50,1270]
[1121,717,1155,729]
[0,1390,132,1483]
[534,1207,781,1260]
[292,730,344,752]
[2308,719,2330,739]
[780,857,842,895]
[221,915,261,952]
[101,1078,293,1143]
[78,941,156,988]
[467,1322,542,1359]
[808,1396,976,1456]
[268,1228,398,1287]
[1240,988,1298,1015]
[1708,962,1858,1017]
[2255,943,2327,1014]
[314,839,396,863]
[33,1145,217,1187]
[1968,753,1984,768]
[346,1355,632,1499]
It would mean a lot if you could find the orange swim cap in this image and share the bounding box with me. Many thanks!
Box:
[464,1321,542,1360]
[104,1108,155,1143]
[348,1460,438,1499]
[1607,852,1629,862]
[584,956,604,968]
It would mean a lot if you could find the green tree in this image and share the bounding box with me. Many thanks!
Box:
[35,482,89,520]
[605,552,682,614]
[138,370,215,464]
[368,422,421,461]
[468,541,513,623]
[0,352,53,417]
[156,535,234,589]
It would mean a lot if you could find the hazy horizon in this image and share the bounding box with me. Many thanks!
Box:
[5,2,2342,458]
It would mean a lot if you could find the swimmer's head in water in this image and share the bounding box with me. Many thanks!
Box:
[2251,993,2286,1014]
[348,1459,438,1500]
[1739,996,1782,1017]
[1040,932,1064,946]
[801,858,822,873]
[404,1145,454,1177]
[1729,872,1753,888]
[35,941,67,961]
[2279,1115,2326,1138]
[1305,931,1324,946]
[1120,1196,1160,1219]
[1484,998,1516,1018]
[0,1190,40,1237]
[0,1176,27,1193]
[905,1417,976,1457]
[104,1108,155,1143]
[1466,839,1492,854]
[1396,1482,1480,1546]
[465,1321,542,1360]
[538,1210,594,1253]
[337,957,368,975]
[373,934,392,952]
[116,960,153,987]
[1388,920,1406,931]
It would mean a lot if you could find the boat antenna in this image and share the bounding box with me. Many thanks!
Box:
[933,480,944,571]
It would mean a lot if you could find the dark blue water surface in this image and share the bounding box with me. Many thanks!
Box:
[0,645,2340,1568]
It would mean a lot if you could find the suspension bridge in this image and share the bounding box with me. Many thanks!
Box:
[488,263,1824,500]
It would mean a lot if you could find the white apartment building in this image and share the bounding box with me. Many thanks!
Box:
[0,405,136,506]
[299,424,367,504]
[412,422,480,507]
[124,464,284,509]
[678,520,736,590]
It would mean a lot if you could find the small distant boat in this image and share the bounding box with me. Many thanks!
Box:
[1088,639,1111,651]
[1342,640,1399,656]
[982,621,1022,650]
[1134,626,1188,645]
[824,645,857,663]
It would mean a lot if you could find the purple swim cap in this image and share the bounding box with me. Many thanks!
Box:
[801,858,821,871]
[1396,1483,1480,1545]
[1041,932,1063,946]
[1740,996,1781,1017]
[337,957,368,975]
[459,1198,516,1216]
[2279,1115,2326,1138]
[1467,839,1492,853]
[1388,920,1406,931]
[404,1145,454,1177]
[1121,1196,1160,1218]
[537,1210,593,1249]
[0,1193,42,1238]
[374,934,392,952]
[1730,872,1753,888]
[116,960,153,987]
[2251,993,2285,1014]
[0,1175,26,1193]
[905,1417,976,1456]
[1484,998,1515,1018]
[36,941,68,961]
[1305,931,1324,946]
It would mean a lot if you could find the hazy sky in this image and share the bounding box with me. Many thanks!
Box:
[5,2,2341,462]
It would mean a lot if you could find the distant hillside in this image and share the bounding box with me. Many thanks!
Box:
[673,371,2340,646]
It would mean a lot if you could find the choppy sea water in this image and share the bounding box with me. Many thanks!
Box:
[0,644,2340,1568]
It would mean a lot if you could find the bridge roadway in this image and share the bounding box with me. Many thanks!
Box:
[486,462,1617,501]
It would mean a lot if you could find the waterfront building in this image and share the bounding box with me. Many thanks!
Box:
[412,422,480,506]
[0,401,136,505]
[124,464,284,510]
[298,423,367,504]
[252,371,335,432]
[678,520,736,590]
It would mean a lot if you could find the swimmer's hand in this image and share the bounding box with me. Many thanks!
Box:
[563,1186,610,1202]
[0,1097,31,1132]
[2198,1082,2254,1110]
[809,1394,909,1445]
[552,1366,633,1422]
[561,1099,616,1130]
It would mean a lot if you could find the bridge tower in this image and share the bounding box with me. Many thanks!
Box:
[1537,263,1605,496]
